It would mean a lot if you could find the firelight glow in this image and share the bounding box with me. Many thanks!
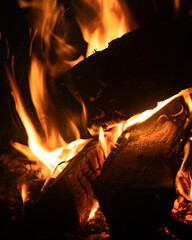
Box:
[8,57,90,179]
[10,0,137,181]
[20,183,29,204]
[88,201,99,220]
[74,0,137,57]
[99,88,192,160]
[8,1,192,219]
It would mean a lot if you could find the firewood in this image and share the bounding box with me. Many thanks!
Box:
[53,15,192,127]
[93,96,192,239]
[25,139,105,234]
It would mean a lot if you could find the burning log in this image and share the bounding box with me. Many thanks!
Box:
[25,139,105,234]
[93,96,192,239]
[54,15,192,126]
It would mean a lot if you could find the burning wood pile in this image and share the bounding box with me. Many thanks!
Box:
[1,0,192,239]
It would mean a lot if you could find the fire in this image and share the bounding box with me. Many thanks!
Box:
[190,179,192,200]
[172,90,192,204]
[99,124,124,158]
[99,127,107,158]
[98,88,192,162]
[8,56,90,179]
[18,0,84,73]
[74,0,137,57]
[88,201,99,221]
[174,0,180,15]
[5,0,192,226]
[7,0,94,180]
[20,183,29,205]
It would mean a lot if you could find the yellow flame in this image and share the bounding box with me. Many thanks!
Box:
[88,201,99,221]
[183,89,192,115]
[178,141,191,177]
[74,0,137,57]
[99,88,192,161]
[20,183,29,204]
[11,0,137,181]
[8,57,90,179]
[99,127,108,158]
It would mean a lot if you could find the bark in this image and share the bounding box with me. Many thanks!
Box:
[25,139,105,234]
[94,96,192,239]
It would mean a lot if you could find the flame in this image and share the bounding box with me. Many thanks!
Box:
[174,90,192,200]
[99,124,124,158]
[174,0,180,15]
[190,179,192,200]
[20,183,29,204]
[74,0,137,57]
[88,201,99,221]
[178,141,191,177]
[9,1,192,220]
[18,0,83,74]
[98,88,192,161]
[175,139,192,202]
[99,127,107,158]
[8,0,95,180]
[8,57,90,179]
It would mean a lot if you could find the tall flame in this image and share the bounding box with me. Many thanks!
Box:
[18,0,83,74]
[10,1,192,215]
[8,56,90,179]
[20,183,29,205]
[88,201,99,221]
[74,0,137,57]
[11,0,138,181]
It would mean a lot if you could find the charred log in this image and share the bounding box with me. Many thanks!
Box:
[94,97,192,239]
[53,15,192,127]
[25,139,105,234]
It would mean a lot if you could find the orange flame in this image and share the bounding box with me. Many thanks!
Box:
[98,88,192,160]
[88,201,99,221]
[11,1,192,211]
[99,127,107,158]
[190,179,192,200]
[8,57,90,179]
[174,0,180,15]
[18,0,83,74]
[20,183,29,205]
[74,0,137,57]
[99,124,124,158]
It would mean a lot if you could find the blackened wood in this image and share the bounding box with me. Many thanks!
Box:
[25,139,105,234]
[94,97,192,239]
[54,15,192,127]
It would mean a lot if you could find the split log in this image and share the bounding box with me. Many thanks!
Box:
[25,139,105,234]
[53,15,192,128]
[93,96,192,239]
